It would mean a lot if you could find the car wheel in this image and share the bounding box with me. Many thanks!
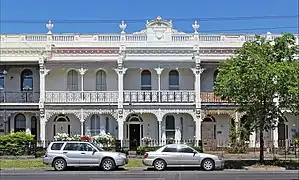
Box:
[201,159,215,171]
[101,158,116,171]
[53,158,67,171]
[153,159,166,171]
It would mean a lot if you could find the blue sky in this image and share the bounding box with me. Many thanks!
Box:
[0,0,298,34]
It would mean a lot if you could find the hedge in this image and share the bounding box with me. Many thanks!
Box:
[0,132,35,156]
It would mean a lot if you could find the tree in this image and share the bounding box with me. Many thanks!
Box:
[214,33,298,163]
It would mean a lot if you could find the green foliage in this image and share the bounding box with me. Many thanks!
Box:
[214,33,298,162]
[228,119,251,153]
[293,132,299,145]
[0,132,35,156]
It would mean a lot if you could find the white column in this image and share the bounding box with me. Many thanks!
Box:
[194,116,202,143]
[118,119,124,141]
[191,66,205,109]
[80,121,84,136]
[115,68,127,109]
[249,131,256,148]
[155,68,163,103]
[40,117,46,147]
[25,115,31,134]
[273,119,279,148]
[78,68,87,101]
[39,58,50,104]
[158,121,162,145]
[80,108,85,136]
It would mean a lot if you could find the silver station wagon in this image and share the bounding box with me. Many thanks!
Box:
[142,144,224,171]
[42,141,128,171]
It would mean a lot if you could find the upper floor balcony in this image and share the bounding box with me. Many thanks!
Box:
[0,67,40,104]
[44,90,228,104]
[0,91,40,103]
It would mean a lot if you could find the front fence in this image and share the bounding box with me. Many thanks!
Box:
[1,139,298,160]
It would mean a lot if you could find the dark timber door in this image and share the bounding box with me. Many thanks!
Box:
[129,124,140,150]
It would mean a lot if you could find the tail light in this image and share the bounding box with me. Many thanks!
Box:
[144,153,148,158]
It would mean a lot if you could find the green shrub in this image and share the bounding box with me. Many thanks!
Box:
[0,132,35,156]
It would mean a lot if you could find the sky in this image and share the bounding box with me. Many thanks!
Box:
[0,0,298,35]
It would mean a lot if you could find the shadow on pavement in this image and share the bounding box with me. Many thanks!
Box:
[45,167,127,171]
[144,167,224,171]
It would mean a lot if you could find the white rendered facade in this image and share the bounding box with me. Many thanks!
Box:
[0,17,298,148]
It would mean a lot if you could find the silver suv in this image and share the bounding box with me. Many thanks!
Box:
[42,141,128,171]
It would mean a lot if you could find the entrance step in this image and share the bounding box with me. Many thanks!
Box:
[128,151,137,158]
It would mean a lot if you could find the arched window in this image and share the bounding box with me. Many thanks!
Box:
[168,70,179,90]
[141,70,152,90]
[67,70,78,91]
[165,115,175,139]
[0,71,4,89]
[14,113,26,132]
[96,70,107,91]
[90,115,101,135]
[213,70,219,87]
[21,69,33,91]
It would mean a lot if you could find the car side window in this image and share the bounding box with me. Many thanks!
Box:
[63,143,80,151]
[50,143,64,150]
[178,147,194,153]
[162,147,177,152]
[79,143,94,151]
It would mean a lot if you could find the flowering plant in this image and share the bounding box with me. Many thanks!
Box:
[80,135,92,141]
[141,137,152,146]
[93,130,115,147]
[54,133,81,141]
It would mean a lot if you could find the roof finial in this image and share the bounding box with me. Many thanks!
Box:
[192,21,200,34]
[119,20,127,34]
[46,20,54,34]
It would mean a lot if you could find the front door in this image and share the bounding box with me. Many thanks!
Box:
[129,124,140,150]
[56,122,69,134]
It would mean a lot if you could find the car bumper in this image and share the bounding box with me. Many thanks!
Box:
[42,156,52,165]
[142,159,154,166]
[214,159,225,169]
[115,158,128,166]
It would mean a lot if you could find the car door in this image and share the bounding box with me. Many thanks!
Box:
[160,146,181,165]
[62,143,81,165]
[177,146,200,165]
[78,142,99,165]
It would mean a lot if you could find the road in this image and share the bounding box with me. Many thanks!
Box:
[1,169,298,180]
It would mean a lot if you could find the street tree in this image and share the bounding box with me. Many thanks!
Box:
[214,33,298,163]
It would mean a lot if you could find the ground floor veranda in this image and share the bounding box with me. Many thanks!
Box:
[1,108,298,149]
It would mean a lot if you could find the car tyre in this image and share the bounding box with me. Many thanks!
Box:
[201,159,215,171]
[53,158,67,171]
[101,158,116,171]
[153,159,167,171]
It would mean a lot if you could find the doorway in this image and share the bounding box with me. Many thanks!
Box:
[129,124,141,150]
[126,114,143,150]
[31,116,37,140]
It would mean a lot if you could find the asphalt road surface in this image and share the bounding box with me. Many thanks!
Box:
[1,169,298,180]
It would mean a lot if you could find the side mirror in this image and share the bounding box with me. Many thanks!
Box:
[193,150,197,156]
[92,149,97,154]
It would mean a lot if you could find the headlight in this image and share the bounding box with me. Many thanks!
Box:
[218,156,223,160]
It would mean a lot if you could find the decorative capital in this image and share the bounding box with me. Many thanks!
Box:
[78,68,88,75]
[119,20,127,34]
[154,68,163,75]
[192,21,200,34]
[46,20,54,34]
[114,68,128,75]
[191,67,205,75]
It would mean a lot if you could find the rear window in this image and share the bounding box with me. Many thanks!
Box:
[162,147,177,152]
[50,143,64,150]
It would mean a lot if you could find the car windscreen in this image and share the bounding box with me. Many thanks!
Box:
[90,142,104,151]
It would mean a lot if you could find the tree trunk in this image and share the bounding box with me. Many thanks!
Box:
[259,126,264,164]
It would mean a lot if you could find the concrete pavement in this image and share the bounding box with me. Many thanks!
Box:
[1,169,298,180]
